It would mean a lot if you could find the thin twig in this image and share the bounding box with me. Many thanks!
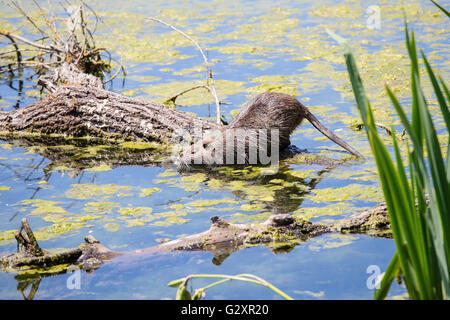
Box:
[80,0,102,34]
[146,17,222,124]
[0,30,64,54]
[352,122,398,136]
[103,63,122,84]
[0,48,43,57]
[0,60,58,75]
[1,32,22,71]
[164,85,209,104]
[36,0,64,46]
[11,0,46,37]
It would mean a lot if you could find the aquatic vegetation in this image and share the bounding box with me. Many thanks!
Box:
[330,3,450,299]
[85,164,113,172]
[118,207,153,217]
[20,199,68,216]
[307,184,384,204]
[293,202,362,220]
[240,203,267,212]
[104,223,121,232]
[120,141,160,150]
[0,230,17,242]
[29,222,86,241]
[169,273,293,300]
[139,187,162,197]
[308,234,358,251]
[185,198,239,207]
[65,183,134,200]
[231,212,271,223]
[83,202,120,214]
[0,143,12,150]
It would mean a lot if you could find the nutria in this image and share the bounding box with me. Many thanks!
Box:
[179,92,362,167]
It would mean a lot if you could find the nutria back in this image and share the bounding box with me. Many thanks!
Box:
[229,92,307,150]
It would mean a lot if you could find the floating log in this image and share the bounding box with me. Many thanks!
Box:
[1,204,390,273]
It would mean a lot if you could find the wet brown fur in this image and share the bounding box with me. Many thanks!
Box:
[179,92,362,167]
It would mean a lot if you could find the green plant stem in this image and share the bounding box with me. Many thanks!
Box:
[185,274,294,300]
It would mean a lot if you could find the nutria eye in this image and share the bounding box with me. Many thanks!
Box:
[203,143,208,148]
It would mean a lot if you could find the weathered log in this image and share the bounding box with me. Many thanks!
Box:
[1,220,122,273]
[0,204,390,273]
[14,218,44,257]
[0,83,219,144]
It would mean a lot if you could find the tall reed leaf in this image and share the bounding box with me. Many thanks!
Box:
[327,11,449,299]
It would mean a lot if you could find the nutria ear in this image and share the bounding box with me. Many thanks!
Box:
[265,214,294,227]
[210,216,229,227]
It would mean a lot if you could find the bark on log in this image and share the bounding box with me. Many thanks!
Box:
[0,84,219,143]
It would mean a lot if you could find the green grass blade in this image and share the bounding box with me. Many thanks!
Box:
[333,40,426,296]
[387,84,450,296]
[375,252,400,300]
[407,30,424,146]
[431,0,450,18]
[438,77,450,183]
[421,51,450,135]
[440,77,450,104]
[330,23,450,299]
[370,135,422,297]
[412,54,450,296]
[392,133,432,291]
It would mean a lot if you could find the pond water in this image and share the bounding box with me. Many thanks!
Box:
[0,0,448,299]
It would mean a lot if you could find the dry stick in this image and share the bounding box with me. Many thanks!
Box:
[164,84,210,104]
[146,17,222,124]
[15,218,44,257]
[79,0,102,34]
[0,62,55,76]
[1,60,57,70]
[103,62,122,84]
[0,30,64,54]
[0,61,50,74]
[1,32,22,71]
[354,122,396,136]
[73,7,89,66]
[35,0,64,47]
[11,0,46,37]
[0,48,42,57]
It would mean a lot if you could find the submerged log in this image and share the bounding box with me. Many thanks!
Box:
[0,203,390,273]
[1,221,122,273]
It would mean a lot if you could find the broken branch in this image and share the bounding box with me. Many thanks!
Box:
[147,17,222,124]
